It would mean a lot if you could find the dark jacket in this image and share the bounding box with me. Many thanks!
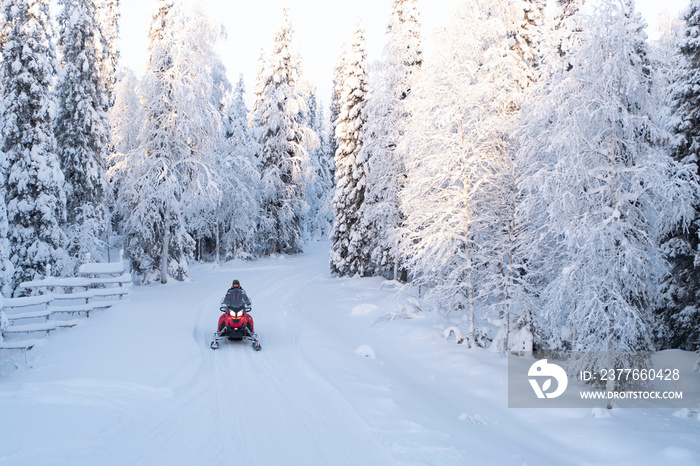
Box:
[223,287,251,308]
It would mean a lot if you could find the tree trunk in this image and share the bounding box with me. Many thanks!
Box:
[215,218,220,265]
[160,204,170,284]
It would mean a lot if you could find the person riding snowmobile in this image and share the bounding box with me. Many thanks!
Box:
[224,279,251,308]
[220,279,252,332]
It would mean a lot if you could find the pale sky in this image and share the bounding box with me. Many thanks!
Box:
[116,0,691,107]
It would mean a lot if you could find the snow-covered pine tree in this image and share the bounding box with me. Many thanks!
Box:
[358,0,422,279]
[55,0,110,266]
[216,75,260,261]
[329,22,371,276]
[1,0,68,294]
[253,8,315,256]
[657,0,700,352]
[117,0,222,284]
[516,0,698,359]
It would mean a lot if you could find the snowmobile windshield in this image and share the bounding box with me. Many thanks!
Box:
[224,288,247,309]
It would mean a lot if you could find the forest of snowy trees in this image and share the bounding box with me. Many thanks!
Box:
[0,0,699,360]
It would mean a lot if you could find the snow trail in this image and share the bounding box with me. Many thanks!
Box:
[0,242,699,465]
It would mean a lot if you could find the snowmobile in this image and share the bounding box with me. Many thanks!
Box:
[210,301,261,351]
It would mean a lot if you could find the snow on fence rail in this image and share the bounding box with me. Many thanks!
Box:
[0,262,132,352]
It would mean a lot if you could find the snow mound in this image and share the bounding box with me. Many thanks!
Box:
[355,344,376,358]
[661,446,698,461]
[351,303,378,316]
[78,262,125,274]
[459,413,486,425]
[444,326,465,344]
[672,408,699,419]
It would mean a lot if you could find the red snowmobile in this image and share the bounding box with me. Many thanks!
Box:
[210,295,261,351]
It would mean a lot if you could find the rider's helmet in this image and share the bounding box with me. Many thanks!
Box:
[232,279,241,288]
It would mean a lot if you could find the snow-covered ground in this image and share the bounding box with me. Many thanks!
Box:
[0,242,698,465]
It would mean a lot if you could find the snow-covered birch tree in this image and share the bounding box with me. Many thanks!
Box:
[400,2,486,345]
[516,0,698,359]
[107,68,141,233]
[476,0,544,354]
[115,0,222,284]
[399,0,532,348]
[109,68,141,165]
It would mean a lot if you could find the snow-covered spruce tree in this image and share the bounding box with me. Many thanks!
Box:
[303,88,333,241]
[115,0,221,284]
[358,0,422,279]
[0,38,5,297]
[514,0,546,71]
[316,104,335,238]
[649,10,683,139]
[328,49,345,183]
[329,23,371,276]
[0,185,14,297]
[398,0,531,348]
[1,0,69,295]
[96,0,118,108]
[516,0,697,359]
[249,48,266,139]
[552,0,586,68]
[657,0,700,352]
[216,75,260,261]
[0,24,10,296]
[253,9,315,256]
[55,0,110,266]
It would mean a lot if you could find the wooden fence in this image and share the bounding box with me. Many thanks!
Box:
[0,263,131,352]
